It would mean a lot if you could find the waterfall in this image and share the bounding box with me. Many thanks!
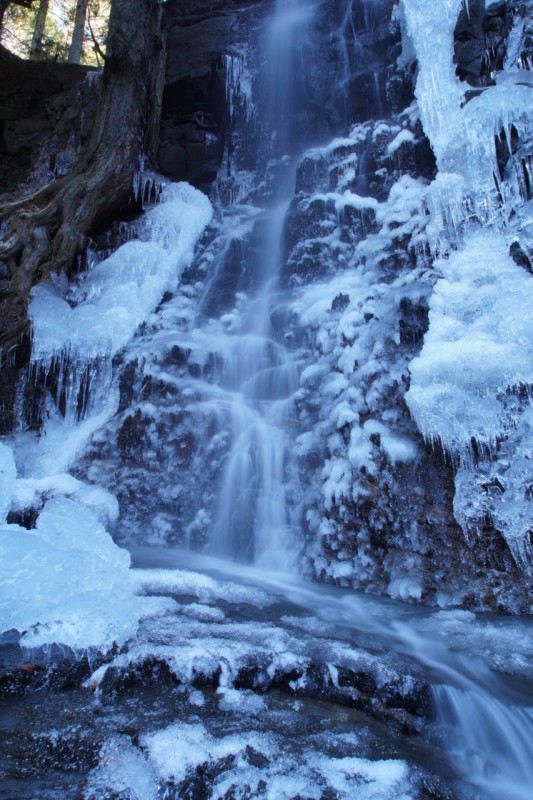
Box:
[433,685,533,800]
[197,0,319,567]
[264,0,315,151]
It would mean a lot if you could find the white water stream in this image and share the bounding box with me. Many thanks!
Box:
[203,200,302,568]
[195,0,315,567]
[130,545,533,800]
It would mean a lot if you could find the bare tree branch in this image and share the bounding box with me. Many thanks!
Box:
[87,10,107,65]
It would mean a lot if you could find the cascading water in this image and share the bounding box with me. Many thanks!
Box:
[432,685,533,800]
[186,0,319,567]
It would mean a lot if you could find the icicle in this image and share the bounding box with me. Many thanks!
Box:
[84,69,102,89]
[224,51,256,125]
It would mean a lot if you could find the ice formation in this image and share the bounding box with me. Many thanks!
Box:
[130,567,275,608]
[225,51,256,123]
[0,471,140,648]
[0,442,16,522]
[0,181,212,649]
[30,182,212,363]
[287,151,431,590]
[402,0,533,564]
[137,722,412,800]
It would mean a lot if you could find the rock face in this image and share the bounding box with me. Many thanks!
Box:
[0,0,256,197]
[453,0,514,86]
[159,0,268,191]
[0,47,98,197]
[0,48,99,432]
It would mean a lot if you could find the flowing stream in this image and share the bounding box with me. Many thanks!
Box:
[126,545,533,800]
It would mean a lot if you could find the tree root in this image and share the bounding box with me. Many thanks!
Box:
[0,0,166,425]
[0,162,132,360]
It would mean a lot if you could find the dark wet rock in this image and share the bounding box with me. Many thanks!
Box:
[98,658,180,699]
[191,663,223,689]
[295,152,331,195]
[234,660,273,692]
[331,293,350,313]
[283,662,430,734]
[453,0,487,86]
[6,504,41,530]
[387,128,437,185]
[0,664,48,697]
[284,238,337,286]
[494,124,520,182]
[168,344,191,367]
[510,240,533,273]
[116,410,153,463]
[338,0,400,123]
[244,745,270,769]
[0,654,107,697]
[398,297,430,346]
[1,727,101,779]
[454,0,515,87]
[40,658,97,693]
[484,1,514,73]
[160,0,268,192]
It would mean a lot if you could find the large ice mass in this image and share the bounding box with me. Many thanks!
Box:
[406,230,532,563]
[1,182,212,649]
[30,182,213,362]
[402,0,533,565]
[0,469,140,649]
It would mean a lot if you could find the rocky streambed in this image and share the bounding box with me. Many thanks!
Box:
[1,553,532,800]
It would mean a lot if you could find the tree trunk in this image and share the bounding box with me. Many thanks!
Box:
[68,0,89,63]
[1,2,39,37]
[0,1,8,34]
[29,0,49,60]
[0,0,166,361]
